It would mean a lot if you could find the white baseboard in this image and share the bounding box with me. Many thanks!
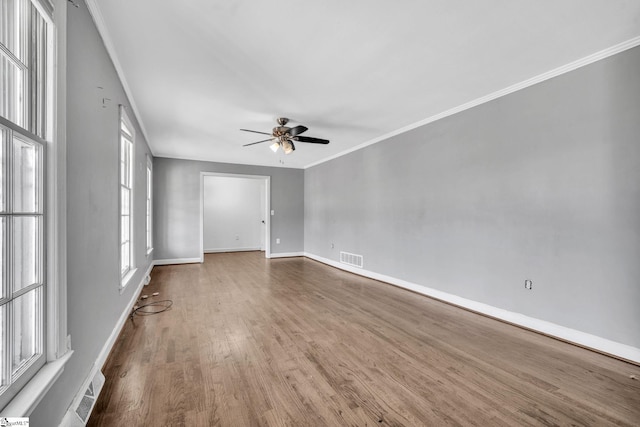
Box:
[95,267,147,377]
[269,252,305,259]
[60,260,152,426]
[153,257,202,265]
[204,247,261,253]
[142,261,154,285]
[304,252,640,364]
[59,370,104,426]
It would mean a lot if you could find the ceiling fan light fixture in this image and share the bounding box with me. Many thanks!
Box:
[283,140,294,154]
[241,118,329,154]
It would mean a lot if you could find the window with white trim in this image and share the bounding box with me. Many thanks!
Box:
[145,155,152,254]
[0,0,52,409]
[119,107,134,285]
[0,0,49,138]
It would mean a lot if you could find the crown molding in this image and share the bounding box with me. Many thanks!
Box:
[153,153,304,169]
[304,36,640,169]
[85,0,153,153]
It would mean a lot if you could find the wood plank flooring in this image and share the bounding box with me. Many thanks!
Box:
[88,252,640,426]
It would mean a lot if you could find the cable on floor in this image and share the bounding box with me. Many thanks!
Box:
[130,299,173,317]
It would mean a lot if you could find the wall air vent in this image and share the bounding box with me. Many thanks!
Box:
[340,251,364,268]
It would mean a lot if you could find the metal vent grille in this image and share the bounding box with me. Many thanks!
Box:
[73,371,105,424]
[76,395,94,422]
[340,251,363,268]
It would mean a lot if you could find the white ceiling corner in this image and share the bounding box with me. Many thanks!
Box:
[85,0,152,152]
[88,0,640,169]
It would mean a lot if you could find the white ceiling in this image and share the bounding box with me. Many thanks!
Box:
[89,0,640,169]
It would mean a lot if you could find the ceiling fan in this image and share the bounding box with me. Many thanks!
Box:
[241,117,330,154]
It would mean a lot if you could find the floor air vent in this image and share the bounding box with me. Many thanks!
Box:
[61,370,105,426]
[340,251,364,268]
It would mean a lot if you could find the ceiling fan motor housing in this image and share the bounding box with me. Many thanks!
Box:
[273,126,291,137]
[241,117,328,153]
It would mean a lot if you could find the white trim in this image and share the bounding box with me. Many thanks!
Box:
[145,155,153,255]
[204,247,262,253]
[142,261,154,282]
[48,0,69,363]
[142,262,154,286]
[118,268,138,294]
[269,252,304,259]
[32,0,54,20]
[1,0,67,411]
[119,106,135,288]
[304,36,640,169]
[96,270,147,371]
[0,350,73,417]
[84,0,152,152]
[153,154,301,170]
[153,258,201,266]
[59,370,104,427]
[304,252,640,364]
[200,172,271,262]
[57,261,151,424]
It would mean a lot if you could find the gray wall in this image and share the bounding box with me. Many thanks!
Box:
[305,46,640,348]
[31,2,154,425]
[154,158,304,259]
[24,3,638,422]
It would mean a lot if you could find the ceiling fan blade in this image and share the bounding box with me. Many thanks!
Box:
[295,135,330,144]
[288,125,308,137]
[240,128,272,136]
[243,138,274,147]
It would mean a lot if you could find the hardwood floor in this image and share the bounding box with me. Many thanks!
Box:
[88,252,640,426]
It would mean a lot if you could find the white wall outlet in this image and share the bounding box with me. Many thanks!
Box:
[276,238,280,244]
[525,279,533,290]
[271,210,275,215]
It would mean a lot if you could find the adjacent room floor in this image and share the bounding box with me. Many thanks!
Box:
[88,252,640,426]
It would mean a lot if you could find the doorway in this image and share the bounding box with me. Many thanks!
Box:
[200,172,271,260]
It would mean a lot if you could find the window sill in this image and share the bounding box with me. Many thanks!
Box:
[0,350,73,417]
[119,268,138,294]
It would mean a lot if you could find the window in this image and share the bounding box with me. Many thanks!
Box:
[0,0,52,409]
[119,106,135,286]
[0,0,50,138]
[0,127,45,409]
[145,156,152,254]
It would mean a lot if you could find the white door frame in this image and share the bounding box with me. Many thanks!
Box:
[200,172,271,261]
